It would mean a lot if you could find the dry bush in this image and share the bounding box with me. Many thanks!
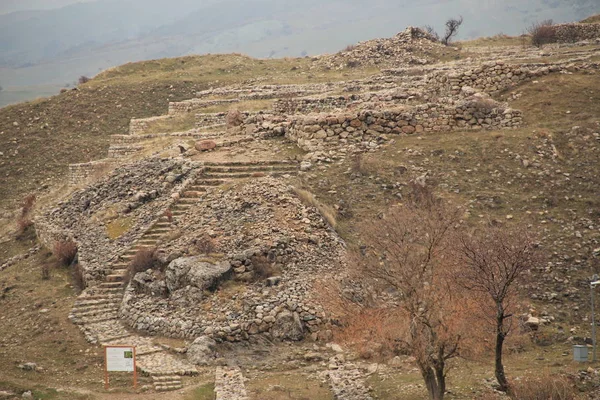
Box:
[53,240,78,266]
[78,75,90,84]
[72,262,86,291]
[343,44,357,52]
[41,264,51,280]
[510,373,575,400]
[442,16,463,45]
[422,25,440,42]
[128,247,161,278]
[225,109,244,127]
[250,255,280,280]
[16,194,36,238]
[346,60,360,68]
[468,96,501,113]
[292,188,337,229]
[528,20,556,48]
[194,234,216,254]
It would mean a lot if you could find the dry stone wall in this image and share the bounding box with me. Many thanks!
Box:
[554,23,600,43]
[129,115,173,135]
[168,99,239,115]
[426,61,563,95]
[273,96,356,114]
[284,101,522,152]
[68,160,116,186]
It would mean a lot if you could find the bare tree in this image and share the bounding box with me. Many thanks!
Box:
[336,186,472,400]
[442,16,464,45]
[422,25,440,41]
[457,225,539,393]
[527,20,556,48]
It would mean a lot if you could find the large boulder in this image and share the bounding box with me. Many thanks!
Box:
[131,270,167,297]
[187,336,217,366]
[270,311,304,341]
[165,257,231,294]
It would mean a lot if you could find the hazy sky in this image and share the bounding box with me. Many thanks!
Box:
[0,0,96,14]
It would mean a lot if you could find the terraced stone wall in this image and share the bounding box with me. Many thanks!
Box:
[273,96,356,114]
[68,160,115,186]
[129,115,173,135]
[426,61,562,95]
[554,23,600,42]
[168,99,240,115]
[285,102,522,151]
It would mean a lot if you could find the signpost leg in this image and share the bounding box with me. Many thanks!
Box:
[133,346,138,389]
[104,346,109,389]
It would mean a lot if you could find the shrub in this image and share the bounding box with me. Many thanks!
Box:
[346,60,360,68]
[127,247,162,281]
[194,234,216,254]
[41,264,51,280]
[343,44,356,52]
[72,262,86,291]
[528,20,556,48]
[441,16,464,45]
[53,240,78,266]
[16,194,36,238]
[422,25,440,41]
[78,75,90,84]
[225,109,244,128]
[250,255,280,280]
[510,373,575,400]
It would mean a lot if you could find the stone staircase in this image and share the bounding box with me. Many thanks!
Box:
[68,159,299,392]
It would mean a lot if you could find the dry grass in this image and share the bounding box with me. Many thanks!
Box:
[105,217,134,240]
[126,247,162,281]
[510,372,576,400]
[142,113,196,134]
[580,14,600,24]
[292,187,337,229]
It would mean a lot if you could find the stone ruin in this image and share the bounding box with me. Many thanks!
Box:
[30,24,600,392]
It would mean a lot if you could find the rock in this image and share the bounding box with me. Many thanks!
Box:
[300,161,312,171]
[266,276,281,286]
[271,311,304,341]
[21,392,32,399]
[132,270,168,297]
[18,363,38,371]
[165,257,232,293]
[525,316,540,330]
[187,336,217,366]
[195,140,217,152]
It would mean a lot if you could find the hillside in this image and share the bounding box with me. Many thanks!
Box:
[1,18,600,400]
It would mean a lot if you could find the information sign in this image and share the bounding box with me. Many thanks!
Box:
[104,345,137,389]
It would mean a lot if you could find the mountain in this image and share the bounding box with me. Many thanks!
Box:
[1,0,599,107]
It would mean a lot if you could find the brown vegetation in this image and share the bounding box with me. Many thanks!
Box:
[71,262,86,291]
[510,372,576,400]
[16,194,36,238]
[193,234,217,254]
[127,247,162,280]
[250,254,280,280]
[53,240,78,266]
[527,20,557,48]
[292,187,337,230]
[456,225,539,392]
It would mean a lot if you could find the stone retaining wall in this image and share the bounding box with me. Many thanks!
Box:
[129,115,172,135]
[68,160,115,186]
[168,99,239,115]
[273,96,356,114]
[196,112,227,127]
[554,22,600,43]
[426,61,562,95]
[285,101,522,151]
[107,145,144,159]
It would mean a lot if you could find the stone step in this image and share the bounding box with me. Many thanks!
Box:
[178,198,199,204]
[100,281,125,289]
[72,299,119,311]
[194,179,227,186]
[203,165,298,173]
[203,171,296,179]
[70,304,119,318]
[74,296,120,307]
[70,311,119,325]
[106,273,127,283]
[200,160,297,167]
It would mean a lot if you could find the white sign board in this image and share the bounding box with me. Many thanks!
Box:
[106,347,135,372]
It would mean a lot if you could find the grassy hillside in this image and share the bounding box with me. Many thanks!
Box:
[0,54,376,211]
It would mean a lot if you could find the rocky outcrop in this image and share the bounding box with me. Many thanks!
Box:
[165,257,232,294]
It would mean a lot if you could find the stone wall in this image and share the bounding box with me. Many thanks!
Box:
[285,101,522,151]
[426,61,562,95]
[68,160,116,186]
[196,112,227,128]
[273,96,356,114]
[554,22,600,43]
[129,115,172,135]
[107,145,144,159]
[168,99,240,115]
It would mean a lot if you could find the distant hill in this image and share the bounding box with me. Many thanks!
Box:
[1,0,599,107]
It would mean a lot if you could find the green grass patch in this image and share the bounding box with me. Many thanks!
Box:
[106,217,134,239]
[184,382,216,400]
